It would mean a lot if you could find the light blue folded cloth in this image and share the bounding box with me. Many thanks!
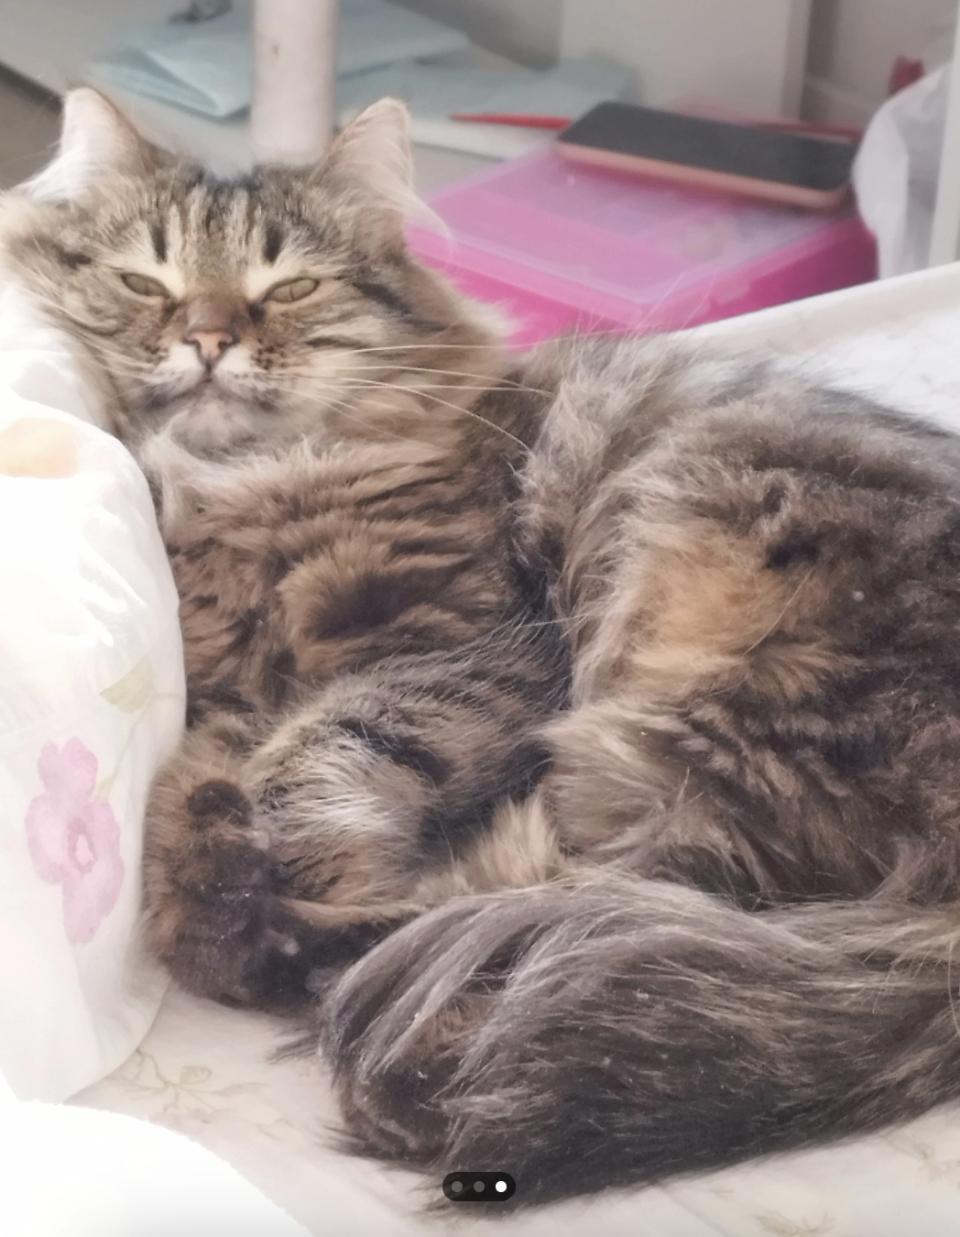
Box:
[92,6,249,118]
[337,59,630,128]
[89,0,470,119]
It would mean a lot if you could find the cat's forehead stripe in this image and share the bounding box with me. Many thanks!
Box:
[182,183,251,249]
[263,223,284,264]
[150,218,167,264]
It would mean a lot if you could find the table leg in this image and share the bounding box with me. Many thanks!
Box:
[251,0,340,164]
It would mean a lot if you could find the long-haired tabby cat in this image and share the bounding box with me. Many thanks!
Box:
[6,87,960,1206]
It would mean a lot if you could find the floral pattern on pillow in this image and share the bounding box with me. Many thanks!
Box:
[25,737,125,944]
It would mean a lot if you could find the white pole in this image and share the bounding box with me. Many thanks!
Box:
[928,1,960,265]
[251,0,340,165]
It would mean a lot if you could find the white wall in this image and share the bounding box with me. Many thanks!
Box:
[397,0,813,116]
[804,0,957,124]
[560,0,812,115]
[398,0,960,129]
[393,0,562,67]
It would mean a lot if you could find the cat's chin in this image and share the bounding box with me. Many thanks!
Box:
[147,388,288,454]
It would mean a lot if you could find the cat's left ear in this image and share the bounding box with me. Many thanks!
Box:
[316,98,417,250]
[25,88,158,203]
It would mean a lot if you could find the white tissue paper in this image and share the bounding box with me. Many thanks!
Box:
[853,65,949,278]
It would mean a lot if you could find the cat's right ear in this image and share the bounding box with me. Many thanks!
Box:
[25,88,157,203]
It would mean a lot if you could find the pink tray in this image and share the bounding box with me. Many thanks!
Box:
[407,148,877,346]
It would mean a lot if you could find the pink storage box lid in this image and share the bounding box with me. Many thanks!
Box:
[407,148,876,346]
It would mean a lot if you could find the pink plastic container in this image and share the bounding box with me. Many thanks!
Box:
[407,149,877,347]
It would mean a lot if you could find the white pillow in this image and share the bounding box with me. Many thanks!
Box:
[0,283,185,1101]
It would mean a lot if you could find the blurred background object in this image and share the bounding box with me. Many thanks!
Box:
[0,0,957,264]
[0,67,59,188]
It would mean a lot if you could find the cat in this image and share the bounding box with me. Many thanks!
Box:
[6,87,960,1208]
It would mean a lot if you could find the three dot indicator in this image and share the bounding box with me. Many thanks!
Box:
[442,1172,516,1202]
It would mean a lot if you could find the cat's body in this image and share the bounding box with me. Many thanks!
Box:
[7,89,960,1205]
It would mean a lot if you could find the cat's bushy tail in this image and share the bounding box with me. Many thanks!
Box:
[319,874,960,1205]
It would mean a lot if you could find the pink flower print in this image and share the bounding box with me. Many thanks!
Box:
[25,738,125,944]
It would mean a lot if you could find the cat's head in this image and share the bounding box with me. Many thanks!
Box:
[0,90,503,450]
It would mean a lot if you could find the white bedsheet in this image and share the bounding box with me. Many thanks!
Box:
[72,262,960,1236]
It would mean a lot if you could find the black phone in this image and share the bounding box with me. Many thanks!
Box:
[556,102,857,209]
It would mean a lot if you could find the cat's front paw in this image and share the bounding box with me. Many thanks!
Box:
[244,715,436,909]
[146,777,401,1012]
[145,778,310,1010]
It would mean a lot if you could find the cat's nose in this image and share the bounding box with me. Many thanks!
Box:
[183,294,249,366]
[185,328,237,363]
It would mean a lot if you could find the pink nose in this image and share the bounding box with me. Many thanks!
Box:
[184,328,237,364]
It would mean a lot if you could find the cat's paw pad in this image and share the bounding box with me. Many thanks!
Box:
[164,837,276,1001]
[186,778,252,827]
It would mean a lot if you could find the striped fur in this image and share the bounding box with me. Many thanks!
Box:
[7,90,960,1205]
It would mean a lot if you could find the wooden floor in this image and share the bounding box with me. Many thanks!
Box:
[0,66,60,189]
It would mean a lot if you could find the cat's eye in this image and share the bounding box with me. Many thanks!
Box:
[121,273,170,299]
[266,278,319,304]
